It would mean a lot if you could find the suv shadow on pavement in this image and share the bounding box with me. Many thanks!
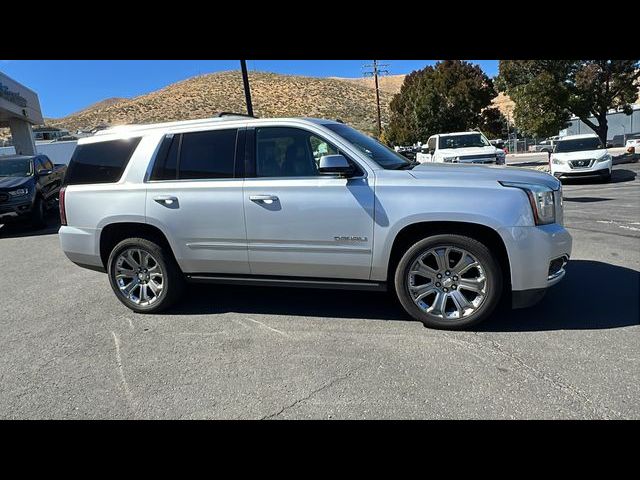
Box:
[0,214,61,239]
[479,260,639,332]
[167,260,639,331]
[560,168,637,185]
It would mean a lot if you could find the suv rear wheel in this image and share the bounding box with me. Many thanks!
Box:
[107,237,184,313]
[394,234,503,330]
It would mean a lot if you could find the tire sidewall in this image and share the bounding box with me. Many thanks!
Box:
[107,238,175,313]
[31,196,45,227]
[394,234,502,330]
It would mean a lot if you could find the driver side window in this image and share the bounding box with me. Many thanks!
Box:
[256,127,339,178]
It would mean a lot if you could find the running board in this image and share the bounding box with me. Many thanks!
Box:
[185,274,387,292]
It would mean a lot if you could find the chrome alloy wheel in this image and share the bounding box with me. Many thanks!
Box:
[114,248,164,306]
[407,246,487,320]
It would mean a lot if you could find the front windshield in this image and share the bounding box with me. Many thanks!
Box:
[555,138,603,153]
[0,158,32,177]
[439,133,490,149]
[323,123,411,169]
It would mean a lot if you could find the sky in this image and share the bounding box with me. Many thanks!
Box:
[0,60,499,119]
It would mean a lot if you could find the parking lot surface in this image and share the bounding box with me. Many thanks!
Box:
[0,162,638,419]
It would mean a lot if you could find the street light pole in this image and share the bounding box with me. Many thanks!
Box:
[240,60,254,117]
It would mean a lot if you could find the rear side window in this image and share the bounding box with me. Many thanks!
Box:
[151,134,179,180]
[179,129,237,179]
[150,129,238,181]
[65,138,141,185]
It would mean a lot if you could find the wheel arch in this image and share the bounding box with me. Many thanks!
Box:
[386,221,511,292]
[99,222,179,270]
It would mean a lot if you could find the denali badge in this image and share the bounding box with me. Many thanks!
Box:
[334,236,368,242]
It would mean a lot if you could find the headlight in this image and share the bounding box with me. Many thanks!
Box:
[7,188,29,197]
[500,181,557,225]
[551,157,565,165]
[443,156,458,163]
[596,154,611,163]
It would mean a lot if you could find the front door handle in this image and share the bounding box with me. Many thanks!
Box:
[154,195,178,207]
[250,195,279,205]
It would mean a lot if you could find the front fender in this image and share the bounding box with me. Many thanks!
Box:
[370,184,534,281]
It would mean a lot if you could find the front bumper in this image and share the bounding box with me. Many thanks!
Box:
[0,198,34,221]
[551,159,612,179]
[499,223,572,296]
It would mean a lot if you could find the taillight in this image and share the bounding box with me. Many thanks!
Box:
[59,186,67,226]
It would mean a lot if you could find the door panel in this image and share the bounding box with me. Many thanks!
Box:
[146,180,249,274]
[243,177,375,279]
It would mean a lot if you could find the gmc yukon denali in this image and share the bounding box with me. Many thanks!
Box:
[59,115,572,329]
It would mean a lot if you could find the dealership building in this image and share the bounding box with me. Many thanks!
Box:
[0,71,42,156]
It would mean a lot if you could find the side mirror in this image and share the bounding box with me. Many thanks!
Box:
[318,155,354,176]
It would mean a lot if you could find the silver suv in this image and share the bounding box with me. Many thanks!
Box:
[59,115,572,329]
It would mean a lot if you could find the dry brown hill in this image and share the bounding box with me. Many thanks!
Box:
[331,75,406,94]
[47,71,395,134]
[72,97,128,116]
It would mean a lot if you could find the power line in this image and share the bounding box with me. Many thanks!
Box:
[363,60,389,136]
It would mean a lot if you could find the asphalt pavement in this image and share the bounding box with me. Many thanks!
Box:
[0,162,638,419]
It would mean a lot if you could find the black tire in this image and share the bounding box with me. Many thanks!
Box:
[31,196,46,228]
[107,237,185,313]
[601,172,611,183]
[394,234,503,330]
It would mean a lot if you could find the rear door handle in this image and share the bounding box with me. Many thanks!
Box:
[154,195,178,206]
[250,195,279,204]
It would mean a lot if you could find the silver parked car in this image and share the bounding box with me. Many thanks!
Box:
[58,115,572,329]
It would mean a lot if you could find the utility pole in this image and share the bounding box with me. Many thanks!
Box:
[240,60,254,117]
[363,60,389,136]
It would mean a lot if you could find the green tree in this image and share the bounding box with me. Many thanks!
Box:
[496,60,640,143]
[385,60,496,145]
[478,107,507,138]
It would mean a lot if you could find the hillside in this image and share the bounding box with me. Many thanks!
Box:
[72,97,128,115]
[331,74,406,94]
[47,71,395,134]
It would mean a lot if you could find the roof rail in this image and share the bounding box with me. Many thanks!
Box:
[215,111,256,118]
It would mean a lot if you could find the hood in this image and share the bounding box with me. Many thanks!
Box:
[0,176,32,190]
[552,149,608,161]
[409,162,560,190]
[439,146,498,158]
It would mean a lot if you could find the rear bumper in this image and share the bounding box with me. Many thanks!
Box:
[59,225,104,270]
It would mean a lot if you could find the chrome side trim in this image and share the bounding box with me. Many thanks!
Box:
[186,242,371,254]
[186,242,247,251]
[248,243,371,254]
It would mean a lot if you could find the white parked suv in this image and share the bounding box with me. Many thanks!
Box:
[58,115,571,330]
[415,131,506,165]
[550,133,612,182]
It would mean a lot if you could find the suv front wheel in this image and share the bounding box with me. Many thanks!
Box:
[107,237,184,313]
[394,234,503,330]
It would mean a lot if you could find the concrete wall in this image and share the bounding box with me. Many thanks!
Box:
[0,140,78,165]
